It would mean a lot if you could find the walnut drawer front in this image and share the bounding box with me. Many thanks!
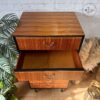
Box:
[15,37,82,50]
[15,71,84,82]
[29,81,69,88]
[15,71,83,88]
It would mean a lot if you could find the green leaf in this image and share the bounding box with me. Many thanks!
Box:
[0,13,19,98]
[10,95,18,100]
[0,81,4,89]
[0,13,19,68]
[0,56,11,74]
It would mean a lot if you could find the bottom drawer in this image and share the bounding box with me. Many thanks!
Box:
[15,71,84,82]
[29,81,69,88]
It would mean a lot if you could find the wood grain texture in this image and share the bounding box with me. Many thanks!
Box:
[13,12,84,36]
[72,51,83,68]
[15,71,84,81]
[29,80,69,88]
[15,71,83,88]
[16,37,82,50]
[15,50,84,88]
[14,12,85,89]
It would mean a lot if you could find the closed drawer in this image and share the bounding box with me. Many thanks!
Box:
[29,80,69,88]
[15,71,56,81]
[15,71,84,82]
[15,37,82,50]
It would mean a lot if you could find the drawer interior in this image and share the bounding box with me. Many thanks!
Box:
[15,51,83,71]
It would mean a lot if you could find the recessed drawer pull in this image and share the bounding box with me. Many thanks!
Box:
[44,73,55,80]
[43,41,55,48]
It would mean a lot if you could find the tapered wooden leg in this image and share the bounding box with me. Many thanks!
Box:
[34,89,39,92]
[61,80,69,92]
[61,88,67,92]
[29,82,39,92]
[29,82,34,88]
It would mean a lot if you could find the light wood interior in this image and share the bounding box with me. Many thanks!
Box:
[17,51,83,70]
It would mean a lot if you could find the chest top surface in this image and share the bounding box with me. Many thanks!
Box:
[13,12,84,37]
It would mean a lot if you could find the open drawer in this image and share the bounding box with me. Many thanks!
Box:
[15,51,84,88]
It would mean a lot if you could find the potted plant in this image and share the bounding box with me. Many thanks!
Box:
[0,13,19,100]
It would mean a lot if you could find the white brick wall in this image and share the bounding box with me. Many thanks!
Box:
[0,0,100,37]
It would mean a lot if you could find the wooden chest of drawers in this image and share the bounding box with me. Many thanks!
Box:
[13,12,85,89]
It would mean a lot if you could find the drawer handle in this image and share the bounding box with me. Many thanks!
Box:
[43,41,55,47]
[44,73,55,80]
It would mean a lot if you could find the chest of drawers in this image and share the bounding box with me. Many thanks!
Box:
[13,12,85,89]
